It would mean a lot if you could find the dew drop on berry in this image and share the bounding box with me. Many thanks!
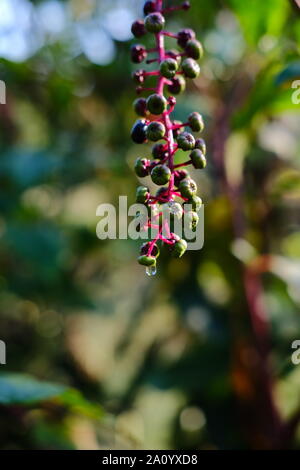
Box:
[146,265,157,277]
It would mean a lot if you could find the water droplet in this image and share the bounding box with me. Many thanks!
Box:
[146,265,157,277]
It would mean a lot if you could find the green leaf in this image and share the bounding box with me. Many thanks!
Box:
[228,0,288,46]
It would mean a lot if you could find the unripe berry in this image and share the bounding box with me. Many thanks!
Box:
[133,97,147,117]
[171,238,187,258]
[146,93,167,115]
[174,169,189,187]
[134,157,150,177]
[152,143,168,160]
[138,255,156,266]
[177,28,195,48]
[146,121,166,141]
[185,195,202,212]
[140,242,160,257]
[131,44,147,63]
[160,58,178,79]
[151,164,171,185]
[182,58,200,78]
[143,0,156,15]
[144,12,165,33]
[186,210,199,230]
[188,112,204,132]
[131,119,148,144]
[195,138,206,155]
[190,149,206,169]
[177,131,195,151]
[136,185,150,203]
[167,76,186,95]
[149,159,160,172]
[185,39,203,60]
[131,20,146,38]
[179,178,197,198]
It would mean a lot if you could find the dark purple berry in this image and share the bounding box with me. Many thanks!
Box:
[143,0,156,15]
[140,242,160,257]
[131,20,146,38]
[177,28,195,49]
[131,119,148,144]
[133,98,147,117]
[131,44,147,63]
[167,76,186,95]
[152,143,168,160]
[182,1,191,10]
[174,169,189,187]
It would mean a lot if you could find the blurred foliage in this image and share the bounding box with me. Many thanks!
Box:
[0,0,299,450]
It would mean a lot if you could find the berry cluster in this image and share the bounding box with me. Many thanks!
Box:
[130,0,206,275]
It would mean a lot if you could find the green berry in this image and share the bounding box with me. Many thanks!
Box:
[185,195,202,212]
[185,39,203,60]
[167,76,186,95]
[146,93,167,115]
[174,169,189,187]
[138,255,156,266]
[152,143,168,160]
[186,211,199,230]
[144,12,165,33]
[171,238,187,258]
[146,121,166,141]
[151,164,171,185]
[195,138,206,155]
[190,149,206,169]
[136,186,150,203]
[133,98,147,117]
[179,178,197,198]
[188,112,204,132]
[160,58,178,79]
[134,157,150,177]
[182,58,200,79]
[177,132,195,151]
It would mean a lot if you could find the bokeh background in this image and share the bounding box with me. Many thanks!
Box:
[0,0,300,450]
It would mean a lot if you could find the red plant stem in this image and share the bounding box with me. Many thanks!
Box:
[174,160,192,168]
